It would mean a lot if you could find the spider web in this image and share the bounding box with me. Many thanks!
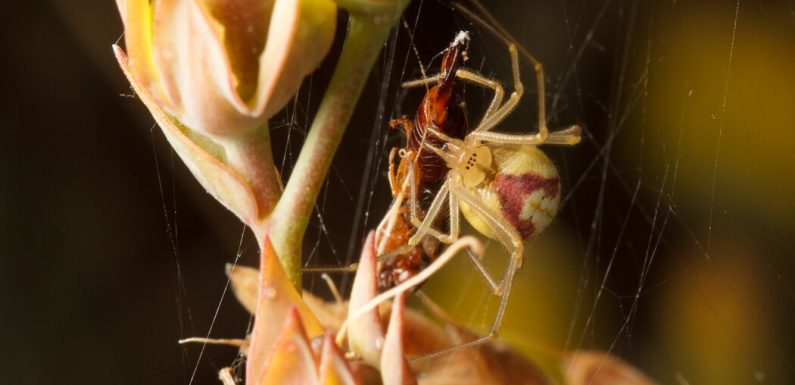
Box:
[159,1,795,384]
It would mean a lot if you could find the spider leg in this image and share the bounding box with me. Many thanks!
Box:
[469,124,581,146]
[422,126,465,158]
[407,179,458,244]
[406,66,507,129]
[336,237,484,348]
[455,69,504,122]
[378,160,456,262]
[448,181,525,343]
[472,44,526,134]
[460,43,581,147]
[398,154,458,244]
[422,125,457,143]
[465,248,500,293]
[401,74,444,89]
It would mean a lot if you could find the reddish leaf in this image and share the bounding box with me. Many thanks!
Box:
[246,238,324,385]
[347,232,386,367]
[381,293,417,385]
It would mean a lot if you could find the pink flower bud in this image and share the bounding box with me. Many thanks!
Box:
[116,0,336,138]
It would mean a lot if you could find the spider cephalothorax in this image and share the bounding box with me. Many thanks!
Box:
[434,139,563,240]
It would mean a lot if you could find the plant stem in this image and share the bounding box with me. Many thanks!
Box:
[223,123,281,230]
[265,6,408,289]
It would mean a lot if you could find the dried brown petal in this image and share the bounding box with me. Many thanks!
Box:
[562,351,659,385]
[303,292,348,332]
[349,361,383,385]
[395,305,451,358]
[416,324,551,385]
[227,263,259,314]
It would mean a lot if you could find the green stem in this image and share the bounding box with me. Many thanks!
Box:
[264,5,408,289]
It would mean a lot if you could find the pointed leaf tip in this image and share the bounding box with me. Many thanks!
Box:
[319,334,359,385]
[381,293,416,385]
[347,231,385,367]
[254,307,318,385]
[246,238,323,384]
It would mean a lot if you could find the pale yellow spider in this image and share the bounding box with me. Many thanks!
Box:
[381,40,582,350]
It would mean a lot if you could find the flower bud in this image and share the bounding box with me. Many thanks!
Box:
[115,0,336,225]
[116,0,336,138]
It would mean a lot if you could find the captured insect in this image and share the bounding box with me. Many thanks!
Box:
[388,31,469,189]
[376,31,470,289]
[374,23,582,350]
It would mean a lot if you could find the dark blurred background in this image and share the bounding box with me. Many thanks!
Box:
[1,1,794,384]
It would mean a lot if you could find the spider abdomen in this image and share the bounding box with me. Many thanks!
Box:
[494,172,560,238]
[460,146,561,240]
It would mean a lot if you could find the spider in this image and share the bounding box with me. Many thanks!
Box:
[378,33,582,350]
[376,31,470,289]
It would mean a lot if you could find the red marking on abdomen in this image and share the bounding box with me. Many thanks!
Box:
[494,173,560,238]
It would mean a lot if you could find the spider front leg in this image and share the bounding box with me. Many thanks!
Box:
[471,42,583,148]
[401,74,444,89]
[405,161,459,245]
[402,155,502,297]
[376,158,458,262]
[403,67,506,123]
[454,68,504,122]
[470,123,582,146]
[471,44,525,134]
